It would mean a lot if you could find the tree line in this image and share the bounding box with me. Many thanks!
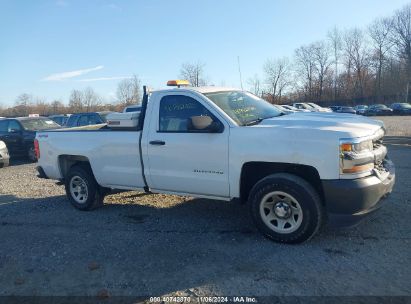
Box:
[2,3,411,117]
[251,3,411,106]
[0,76,142,117]
[180,4,411,107]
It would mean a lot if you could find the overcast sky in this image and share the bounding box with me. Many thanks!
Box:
[1,0,410,106]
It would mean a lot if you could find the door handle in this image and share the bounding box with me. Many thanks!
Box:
[149,140,166,146]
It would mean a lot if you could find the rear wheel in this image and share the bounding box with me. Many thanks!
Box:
[249,173,324,244]
[28,146,36,162]
[65,165,104,211]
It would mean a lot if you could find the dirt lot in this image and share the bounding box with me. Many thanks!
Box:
[0,120,410,301]
[372,115,411,136]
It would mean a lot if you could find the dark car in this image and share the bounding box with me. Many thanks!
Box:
[49,114,71,126]
[353,105,368,115]
[336,106,357,114]
[364,104,393,116]
[390,103,411,115]
[329,106,341,112]
[0,140,10,168]
[65,111,113,128]
[0,117,60,161]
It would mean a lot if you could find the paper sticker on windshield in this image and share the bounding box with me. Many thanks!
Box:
[45,120,54,124]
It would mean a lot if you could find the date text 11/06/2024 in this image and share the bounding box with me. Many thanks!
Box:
[149,296,257,303]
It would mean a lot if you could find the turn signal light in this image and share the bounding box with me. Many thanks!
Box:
[340,143,352,152]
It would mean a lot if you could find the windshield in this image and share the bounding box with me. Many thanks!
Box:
[308,103,322,109]
[204,91,283,126]
[99,112,112,122]
[399,103,411,108]
[20,118,60,131]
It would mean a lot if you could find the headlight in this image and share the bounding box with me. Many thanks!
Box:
[340,139,374,175]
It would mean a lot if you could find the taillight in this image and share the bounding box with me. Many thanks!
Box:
[34,139,40,159]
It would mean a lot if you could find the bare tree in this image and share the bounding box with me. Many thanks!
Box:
[179,62,207,87]
[295,45,316,101]
[312,41,332,101]
[69,90,84,113]
[264,58,290,103]
[50,100,65,114]
[328,27,343,100]
[116,75,142,106]
[14,94,33,116]
[247,74,262,96]
[369,18,393,97]
[83,87,101,112]
[390,4,411,101]
[343,28,370,98]
[34,97,49,116]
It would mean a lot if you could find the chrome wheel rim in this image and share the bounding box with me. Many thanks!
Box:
[259,191,303,234]
[69,176,88,204]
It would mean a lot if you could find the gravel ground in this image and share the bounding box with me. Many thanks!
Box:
[0,138,410,300]
[371,115,411,136]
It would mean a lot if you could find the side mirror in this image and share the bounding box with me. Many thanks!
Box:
[189,116,224,133]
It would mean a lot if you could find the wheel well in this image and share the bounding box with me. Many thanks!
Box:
[240,162,324,204]
[58,155,92,180]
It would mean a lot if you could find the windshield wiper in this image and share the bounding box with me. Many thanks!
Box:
[243,114,284,126]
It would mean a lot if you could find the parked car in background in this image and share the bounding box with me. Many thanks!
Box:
[281,105,308,112]
[123,105,142,113]
[65,111,113,128]
[306,102,332,113]
[390,103,411,115]
[354,105,368,115]
[274,105,294,114]
[49,114,71,126]
[336,106,357,114]
[0,140,10,168]
[292,103,316,111]
[364,104,393,116]
[329,106,341,112]
[0,117,60,161]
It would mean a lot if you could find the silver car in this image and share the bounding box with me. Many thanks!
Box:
[0,140,10,168]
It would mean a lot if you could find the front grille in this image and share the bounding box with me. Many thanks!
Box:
[372,129,388,174]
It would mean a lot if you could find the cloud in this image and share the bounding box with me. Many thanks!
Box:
[77,76,133,82]
[56,0,69,7]
[42,65,104,81]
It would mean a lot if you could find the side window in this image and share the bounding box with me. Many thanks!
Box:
[0,120,8,132]
[8,120,22,132]
[159,95,216,132]
[66,115,78,127]
[89,114,99,125]
[78,115,89,126]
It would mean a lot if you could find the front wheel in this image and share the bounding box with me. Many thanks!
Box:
[249,173,324,244]
[65,165,105,211]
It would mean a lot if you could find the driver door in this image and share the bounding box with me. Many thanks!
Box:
[146,93,230,198]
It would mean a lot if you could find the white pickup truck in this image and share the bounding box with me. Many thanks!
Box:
[35,81,395,243]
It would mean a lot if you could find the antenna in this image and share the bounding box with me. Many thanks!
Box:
[237,56,244,90]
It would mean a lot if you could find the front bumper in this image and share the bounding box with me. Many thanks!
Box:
[323,159,395,227]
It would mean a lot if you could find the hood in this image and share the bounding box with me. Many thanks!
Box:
[259,112,384,138]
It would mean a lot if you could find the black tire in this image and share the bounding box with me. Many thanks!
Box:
[249,173,324,244]
[64,165,105,211]
[28,146,37,162]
